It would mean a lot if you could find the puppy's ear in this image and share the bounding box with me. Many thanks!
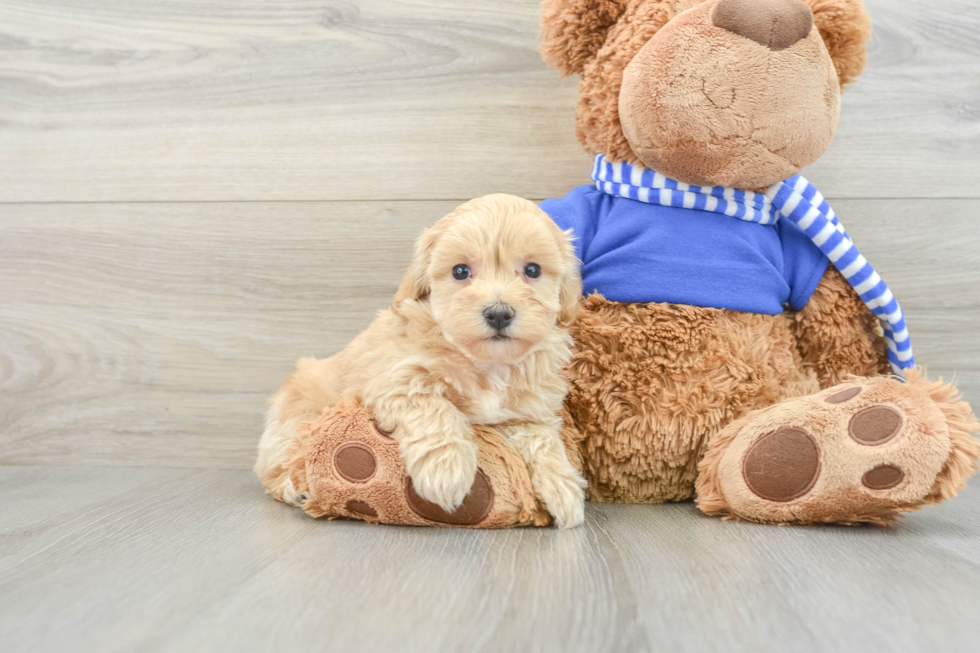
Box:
[803,0,873,87]
[394,226,439,304]
[540,0,629,76]
[556,229,583,328]
[395,210,461,304]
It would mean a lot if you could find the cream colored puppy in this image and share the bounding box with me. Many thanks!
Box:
[255,194,587,528]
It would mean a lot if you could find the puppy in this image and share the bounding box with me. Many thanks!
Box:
[255,194,587,528]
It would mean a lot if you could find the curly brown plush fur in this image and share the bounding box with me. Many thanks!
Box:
[565,294,821,502]
[540,0,630,75]
[808,0,873,87]
[562,266,894,504]
[791,267,891,388]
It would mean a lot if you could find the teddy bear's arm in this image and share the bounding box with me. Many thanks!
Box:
[790,266,890,389]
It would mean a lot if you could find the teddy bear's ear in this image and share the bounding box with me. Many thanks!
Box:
[540,0,629,76]
[804,0,873,87]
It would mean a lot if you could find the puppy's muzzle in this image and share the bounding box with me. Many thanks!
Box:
[483,304,515,334]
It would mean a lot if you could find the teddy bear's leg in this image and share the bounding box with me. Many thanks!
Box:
[564,294,821,504]
[696,371,980,525]
[281,400,550,528]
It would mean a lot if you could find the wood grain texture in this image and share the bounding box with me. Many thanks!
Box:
[1,199,978,469]
[0,466,978,653]
[1,3,978,649]
[1,0,979,202]
[0,201,447,467]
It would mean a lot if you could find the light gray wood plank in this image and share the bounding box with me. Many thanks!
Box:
[1,199,978,469]
[0,466,978,653]
[0,466,203,566]
[0,200,452,468]
[807,0,980,197]
[0,467,324,653]
[598,483,980,653]
[0,0,587,202]
[0,0,978,202]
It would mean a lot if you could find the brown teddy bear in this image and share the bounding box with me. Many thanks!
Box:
[538,0,980,523]
[272,0,979,527]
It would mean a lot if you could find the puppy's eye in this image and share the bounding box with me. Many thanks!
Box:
[452,264,471,281]
[524,263,541,279]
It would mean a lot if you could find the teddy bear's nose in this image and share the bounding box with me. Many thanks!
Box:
[712,0,814,51]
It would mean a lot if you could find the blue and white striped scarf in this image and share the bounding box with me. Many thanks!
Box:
[591,154,914,376]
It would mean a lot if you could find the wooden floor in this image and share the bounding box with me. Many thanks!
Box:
[1,467,978,653]
[1,1,979,651]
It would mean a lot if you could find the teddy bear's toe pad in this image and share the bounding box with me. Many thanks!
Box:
[405,471,494,525]
[346,499,379,517]
[701,375,965,525]
[862,464,904,490]
[848,405,903,445]
[333,443,377,482]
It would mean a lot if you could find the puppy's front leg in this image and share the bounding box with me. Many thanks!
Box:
[373,395,479,513]
[498,421,586,529]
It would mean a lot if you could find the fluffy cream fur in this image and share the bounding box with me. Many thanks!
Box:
[255,194,588,528]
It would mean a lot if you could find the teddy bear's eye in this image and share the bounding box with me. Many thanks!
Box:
[524,263,541,279]
[452,264,471,281]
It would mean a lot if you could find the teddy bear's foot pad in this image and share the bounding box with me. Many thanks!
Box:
[283,400,549,529]
[697,370,980,525]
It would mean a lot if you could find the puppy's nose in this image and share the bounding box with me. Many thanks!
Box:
[483,305,515,331]
[713,0,813,51]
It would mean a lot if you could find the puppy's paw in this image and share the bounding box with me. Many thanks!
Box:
[406,438,479,513]
[534,465,587,530]
[275,476,306,507]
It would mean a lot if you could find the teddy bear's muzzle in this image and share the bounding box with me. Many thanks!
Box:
[712,0,814,51]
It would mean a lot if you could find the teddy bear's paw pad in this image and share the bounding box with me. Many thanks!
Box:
[405,469,494,525]
[741,427,820,502]
[714,377,956,524]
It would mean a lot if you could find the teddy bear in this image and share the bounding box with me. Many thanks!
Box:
[537,0,979,524]
[271,0,979,527]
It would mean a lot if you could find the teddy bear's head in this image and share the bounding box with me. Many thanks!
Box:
[541,0,872,189]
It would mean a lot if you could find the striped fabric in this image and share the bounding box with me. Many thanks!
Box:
[591,154,914,376]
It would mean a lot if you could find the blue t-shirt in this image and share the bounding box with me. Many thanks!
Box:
[540,185,829,314]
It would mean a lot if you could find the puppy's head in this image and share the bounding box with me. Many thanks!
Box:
[395,194,581,364]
